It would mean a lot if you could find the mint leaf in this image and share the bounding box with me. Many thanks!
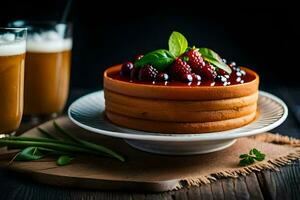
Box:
[168,31,188,57]
[239,154,249,159]
[198,48,232,74]
[238,148,266,166]
[252,148,265,161]
[198,47,222,62]
[205,58,232,74]
[134,49,175,71]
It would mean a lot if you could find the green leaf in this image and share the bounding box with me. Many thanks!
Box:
[56,155,73,166]
[15,147,45,161]
[134,49,175,71]
[168,31,188,57]
[206,59,232,74]
[238,148,266,166]
[198,48,222,62]
[252,148,261,156]
[254,155,265,161]
[239,154,249,159]
[198,48,232,74]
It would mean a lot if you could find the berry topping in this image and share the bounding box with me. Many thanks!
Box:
[156,72,169,82]
[138,64,158,81]
[134,54,144,61]
[130,67,139,80]
[216,75,228,83]
[200,62,217,81]
[228,61,236,68]
[217,69,229,76]
[114,32,254,86]
[191,73,201,82]
[181,73,193,82]
[184,49,205,73]
[120,62,134,77]
[170,58,192,81]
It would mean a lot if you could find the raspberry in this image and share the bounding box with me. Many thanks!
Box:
[215,75,227,83]
[184,49,205,74]
[156,72,169,82]
[217,69,229,76]
[181,73,193,82]
[120,62,134,77]
[138,64,158,81]
[191,73,201,82]
[200,62,217,81]
[170,58,192,81]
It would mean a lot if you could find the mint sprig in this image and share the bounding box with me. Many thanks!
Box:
[168,31,188,57]
[134,31,233,73]
[239,148,266,166]
[134,49,175,71]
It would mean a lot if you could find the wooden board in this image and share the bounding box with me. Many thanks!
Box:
[1,162,300,200]
[0,116,298,192]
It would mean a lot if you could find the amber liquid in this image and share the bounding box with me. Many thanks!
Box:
[0,53,25,134]
[24,51,71,116]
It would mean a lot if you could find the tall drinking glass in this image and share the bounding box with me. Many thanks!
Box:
[10,21,72,123]
[0,28,27,137]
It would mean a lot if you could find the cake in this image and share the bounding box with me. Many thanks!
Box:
[104,32,259,133]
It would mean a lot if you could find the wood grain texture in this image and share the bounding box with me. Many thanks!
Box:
[0,160,299,200]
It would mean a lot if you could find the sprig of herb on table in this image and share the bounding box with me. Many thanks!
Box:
[239,148,265,166]
[0,121,125,166]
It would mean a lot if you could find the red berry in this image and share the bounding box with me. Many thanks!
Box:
[120,62,134,77]
[215,75,227,83]
[130,67,139,80]
[134,54,144,61]
[170,58,192,81]
[138,64,158,81]
[191,73,201,82]
[218,69,228,76]
[184,49,205,73]
[156,73,169,82]
[181,73,193,82]
[200,62,217,81]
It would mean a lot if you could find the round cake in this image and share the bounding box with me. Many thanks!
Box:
[104,32,259,133]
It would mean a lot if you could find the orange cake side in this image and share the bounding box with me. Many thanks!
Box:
[103,65,259,133]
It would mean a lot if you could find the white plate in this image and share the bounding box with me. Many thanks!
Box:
[68,91,288,155]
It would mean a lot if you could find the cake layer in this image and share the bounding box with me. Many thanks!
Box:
[104,89,258,112]
[104,65,259,100]
[105,100,257,122]
[106,111,257,134]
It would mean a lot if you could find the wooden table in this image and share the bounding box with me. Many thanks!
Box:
[0,87,299,200]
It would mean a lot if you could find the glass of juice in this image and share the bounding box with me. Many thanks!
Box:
[9,21,72,123]
[0,28,27,137]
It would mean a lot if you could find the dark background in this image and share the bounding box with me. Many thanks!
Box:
[1,1,299,90]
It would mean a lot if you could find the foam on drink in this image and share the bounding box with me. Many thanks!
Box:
[26,31,72,53]
[0,33,26,56]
